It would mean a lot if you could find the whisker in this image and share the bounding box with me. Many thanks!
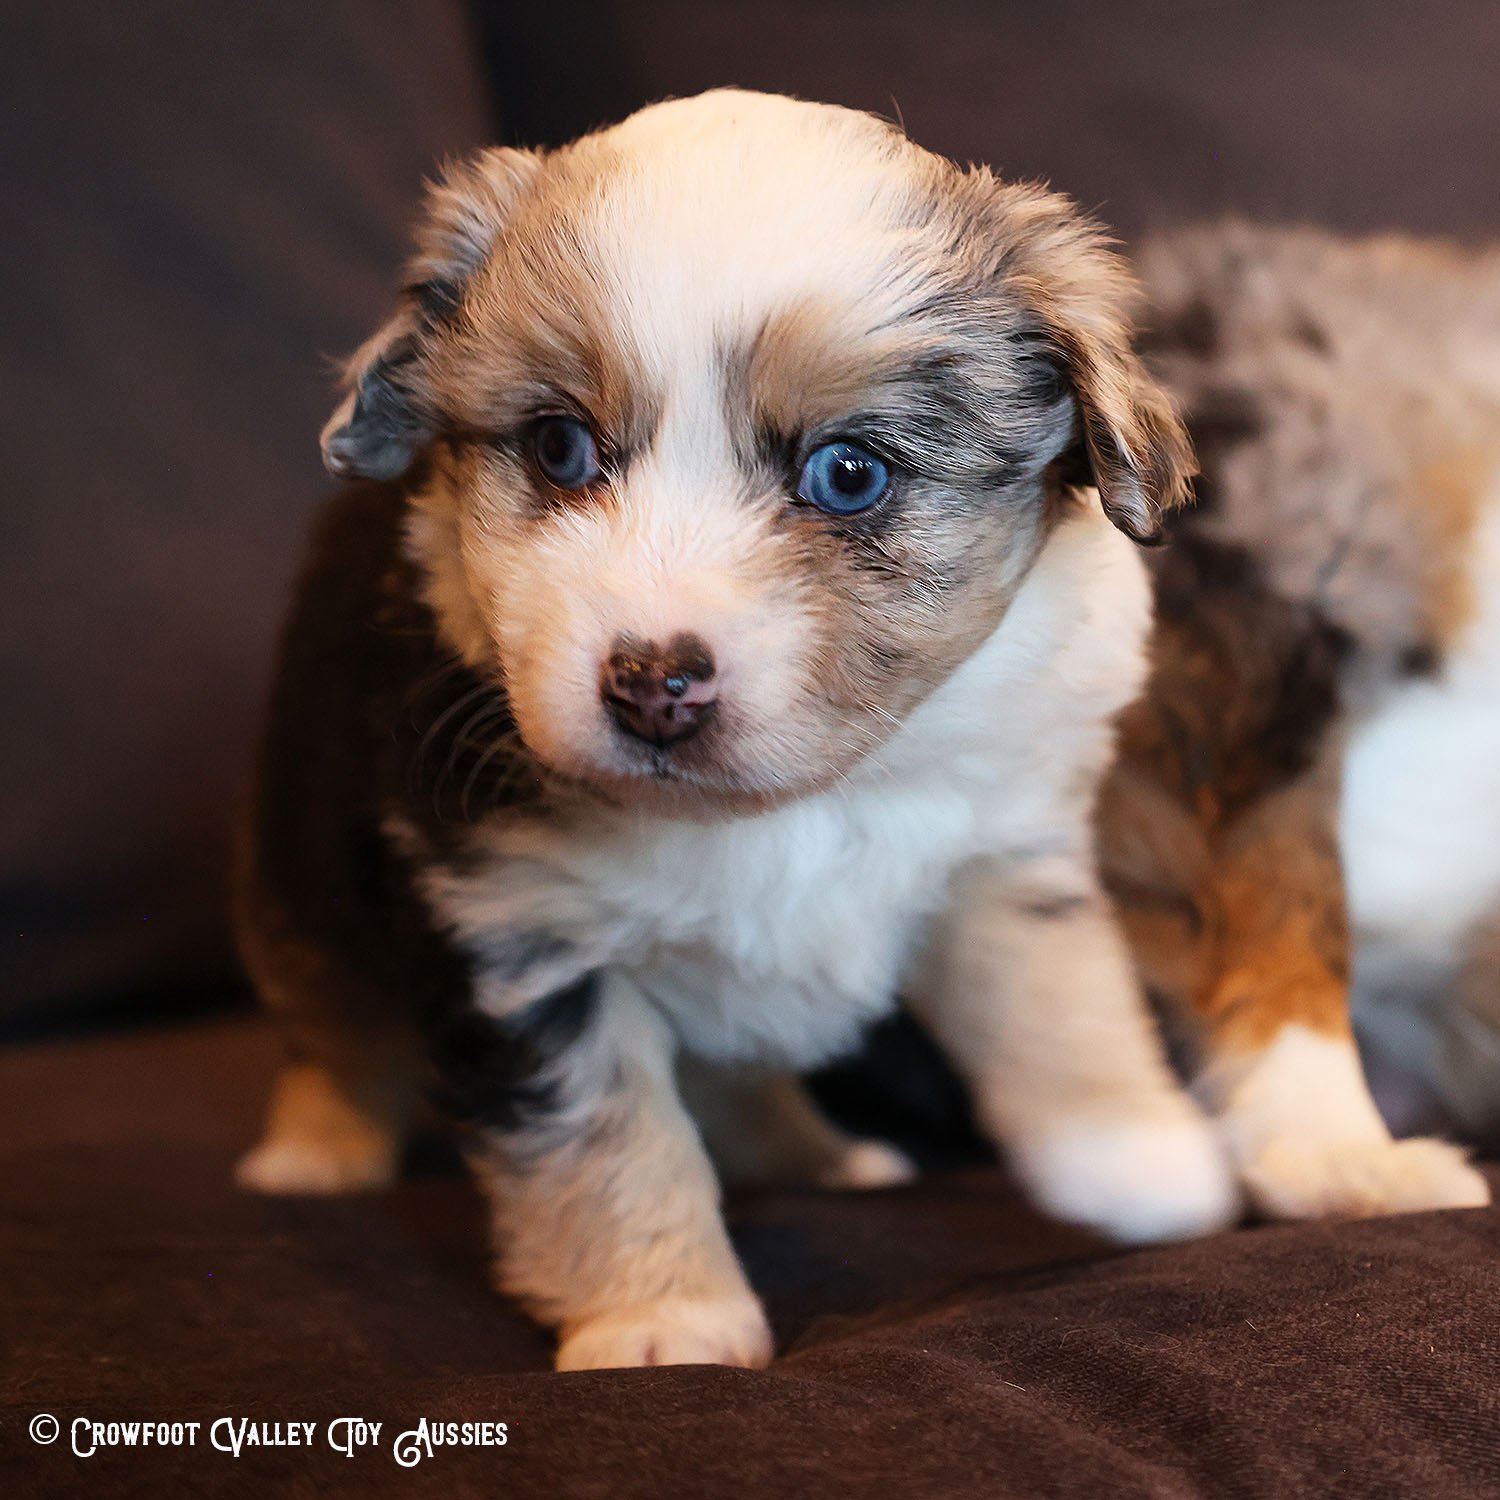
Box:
[414,683,498,775]
[432,701,513,814]
[460,731,520,821]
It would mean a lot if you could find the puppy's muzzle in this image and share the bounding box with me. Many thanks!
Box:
[600,633,718,748]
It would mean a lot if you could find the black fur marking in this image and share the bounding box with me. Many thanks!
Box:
[471,930,579,986]
[245,479,553,1122]
[1256,622,1349,787]
[405,273,463,325]
[427,976,600,1133]
[1186,391,1263,462]
[1290,315,1332,355]
[324,337,431,482]
[1143,534,1348,810]
[1137,298,1219,359]
[252,481,472,1000]
[1018,892,1091,920]
[1397,641,1441,678]
[725,315,1076,501]
[838,353,1076,492]
[808,1010,990,1171]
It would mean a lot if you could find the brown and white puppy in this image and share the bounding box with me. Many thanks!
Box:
[1104,223,1498,1216]
[233,93,1471,1374]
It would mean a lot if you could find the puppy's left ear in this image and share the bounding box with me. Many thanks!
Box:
[970,177,1196,543]
[321,146,544,482]
[320,316,428,482]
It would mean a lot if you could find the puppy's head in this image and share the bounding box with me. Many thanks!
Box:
[325,91,1191,810]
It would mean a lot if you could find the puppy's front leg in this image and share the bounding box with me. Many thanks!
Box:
[911,853,1238,1243]
[464,971,771,1372]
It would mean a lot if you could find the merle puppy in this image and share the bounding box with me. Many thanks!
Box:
[237,92,1477,1372]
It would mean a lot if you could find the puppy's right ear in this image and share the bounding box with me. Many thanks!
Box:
[321,147,543,482]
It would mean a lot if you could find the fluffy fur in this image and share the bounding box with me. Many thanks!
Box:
[1103,222,1499,1213]
[237,96,1488,1375]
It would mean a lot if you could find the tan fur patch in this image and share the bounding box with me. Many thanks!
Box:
[1104,761,1351,1058]
[1200,781,1351,1053]
[1400,449,1486,653]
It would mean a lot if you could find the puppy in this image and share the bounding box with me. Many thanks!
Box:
[232,93,1465,1373]
[1104,223,1500,1211]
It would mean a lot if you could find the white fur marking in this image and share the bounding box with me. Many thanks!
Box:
[1343,496,1500,960]
[1012,1113,1240,1244]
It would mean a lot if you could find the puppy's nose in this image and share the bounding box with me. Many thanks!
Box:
[601,634,718,748]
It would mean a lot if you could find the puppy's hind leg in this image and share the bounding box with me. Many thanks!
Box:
[1189,781,1488,1220]
[236,1038,421,1196]
[235,905,424,1196]
[679,1061,916,1191]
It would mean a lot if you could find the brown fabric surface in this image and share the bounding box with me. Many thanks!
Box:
[3,1019,1499,1498]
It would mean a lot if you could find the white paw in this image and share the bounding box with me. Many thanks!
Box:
[1241,1134,1490,1221]
[554,1295,774,1372]
[1016,1110,1241,1244]
[234,1136,397,1196]
[815,1139,918,1191]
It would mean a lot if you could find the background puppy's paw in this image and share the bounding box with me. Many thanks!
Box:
[234,1135,397,1195]
[814,1138,918,1191]
[1242,1134,1490,1220]
[1017,1109,1241,1244]
[555,1294,773,1372]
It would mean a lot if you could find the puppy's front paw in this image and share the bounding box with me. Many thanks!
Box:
[1017,1108,1241,1245]
[1241,1134,1490,1221]
[555,1294,774,1372]
[235,1134,397,1195]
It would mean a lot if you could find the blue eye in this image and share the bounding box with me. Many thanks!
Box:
[796,442,891,516]
[532,416,602,489]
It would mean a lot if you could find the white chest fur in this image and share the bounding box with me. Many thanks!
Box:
[417,502,1151,1068]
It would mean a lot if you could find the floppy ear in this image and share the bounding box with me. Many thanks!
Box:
[320,146,543,482]
[959,175,1196,543]
[1045,313,1197,545]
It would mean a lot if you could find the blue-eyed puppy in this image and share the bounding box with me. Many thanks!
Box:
[237,90,1232,1371]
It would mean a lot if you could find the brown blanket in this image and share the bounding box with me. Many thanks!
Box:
[3,1018,1498,1498]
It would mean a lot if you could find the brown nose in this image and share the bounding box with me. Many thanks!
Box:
[600,634,718,748]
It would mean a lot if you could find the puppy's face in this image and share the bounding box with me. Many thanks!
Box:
[324,92,1191,811]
